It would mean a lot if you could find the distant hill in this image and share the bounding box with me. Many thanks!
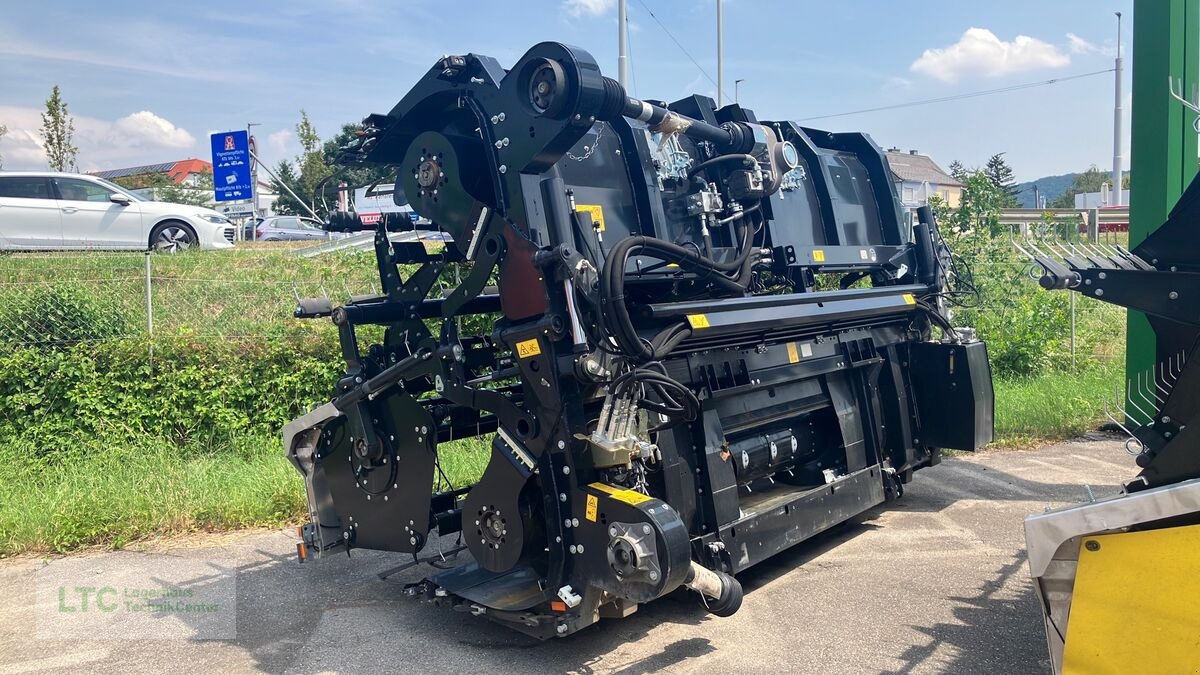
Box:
[1014,173,1077,208]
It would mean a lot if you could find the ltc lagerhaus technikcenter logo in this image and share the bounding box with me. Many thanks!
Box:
[36,555,236,640]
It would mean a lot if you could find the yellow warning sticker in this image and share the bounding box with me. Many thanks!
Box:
[589,482,653,505]
[515,338,541,358]
[786,342,800,364]
[902,293,917,305]
[812,249,826,262]
[687,314,711,329]
[576,204,606,231]
[585,494,598,522]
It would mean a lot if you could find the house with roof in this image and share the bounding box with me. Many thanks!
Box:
[91,158,214,187]
[884,149,963,209]
[90,159,278,218]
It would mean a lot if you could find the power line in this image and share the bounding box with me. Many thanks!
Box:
[798,69,1116,122]
[632,0,733,103]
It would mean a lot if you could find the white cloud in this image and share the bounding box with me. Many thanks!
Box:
[260,129,298,167]
[563,0,615,18]
[1066,33,1096,54]
[910,28,1070,83]
[111,111,195,149]
[0,106,200,171]
[1066,32,1117,57]
[267,129,294,156]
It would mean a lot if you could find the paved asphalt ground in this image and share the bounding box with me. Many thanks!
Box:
[0,436,1136,674]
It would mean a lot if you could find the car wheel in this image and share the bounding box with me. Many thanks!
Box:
[150,221,198,253]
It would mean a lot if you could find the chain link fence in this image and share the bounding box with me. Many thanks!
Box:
[0,242,1125,373]
[0,247,386,349]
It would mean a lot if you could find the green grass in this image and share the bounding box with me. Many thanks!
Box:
[0,432,491,555]
[992,359,1124,448]
[0,246,1133,555]
[0,247,389,341]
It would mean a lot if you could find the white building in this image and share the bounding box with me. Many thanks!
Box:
[1075,188,1130,209]
[885,149,964,209]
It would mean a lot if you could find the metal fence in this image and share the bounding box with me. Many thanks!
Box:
[0,245,1125,373]
[0,247,383,349]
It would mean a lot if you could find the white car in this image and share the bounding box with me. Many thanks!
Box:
[0,172,235,251]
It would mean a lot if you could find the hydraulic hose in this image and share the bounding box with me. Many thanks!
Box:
[601,236,747,361]
[687,154,757,179]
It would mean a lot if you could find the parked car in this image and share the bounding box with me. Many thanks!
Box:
[243,216,350,242]
[0,172,235,251]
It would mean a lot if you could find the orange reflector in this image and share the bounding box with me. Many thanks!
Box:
[296,525,304,539]
[296,542,307,563]
[550,600,567,612]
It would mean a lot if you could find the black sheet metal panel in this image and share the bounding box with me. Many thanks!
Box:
[909,341,995,451]
[320,391,437,553]
[719,465,887,572]
[432,562,552,612]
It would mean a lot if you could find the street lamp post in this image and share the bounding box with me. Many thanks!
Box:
[1111,12,1124,206]
[716,0,723,107]
[247,122,261,240]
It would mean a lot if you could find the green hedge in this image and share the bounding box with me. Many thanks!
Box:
[0,335,341,464]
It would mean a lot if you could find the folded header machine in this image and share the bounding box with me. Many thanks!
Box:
[1019,176,1200,672]
[284,42,993,638]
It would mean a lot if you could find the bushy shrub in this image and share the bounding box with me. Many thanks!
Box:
[940,219,1075,378]
[971,291,1070,376]
[0,285,128,347]
[0,336,342,462]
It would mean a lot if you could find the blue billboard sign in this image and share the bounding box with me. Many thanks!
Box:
[210,130,253,203]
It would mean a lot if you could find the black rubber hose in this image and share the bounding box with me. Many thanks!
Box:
[598,205,764,361]
[687,153,757,178]
[601,238,741,361]
[717,202,761,225]
[914,299,957,338]
[705,571,743,617]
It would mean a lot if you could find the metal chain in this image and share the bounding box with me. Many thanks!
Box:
[566,125,603,162]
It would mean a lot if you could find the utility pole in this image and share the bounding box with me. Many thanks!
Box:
[247,121,261,240]
[617,0,628,88]
[716,0,724,107]
[1112,12,1124,206]
[735,78,744,104]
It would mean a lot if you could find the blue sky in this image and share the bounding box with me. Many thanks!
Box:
[0,0,1133,181]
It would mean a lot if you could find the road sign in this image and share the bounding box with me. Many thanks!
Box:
[210,130,253,203]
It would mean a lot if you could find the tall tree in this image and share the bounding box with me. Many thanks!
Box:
[949,170,1008,237]
[947,159,967,182]
[0,123,7,170]
[270,110,333,217]
[983,153,1019,207]
[41,85,78,171]
[296,111,331,216]
[1050,165,1109,208]
[270,159,304,216]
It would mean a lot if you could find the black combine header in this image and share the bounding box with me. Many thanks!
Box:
[285,42,993,638]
